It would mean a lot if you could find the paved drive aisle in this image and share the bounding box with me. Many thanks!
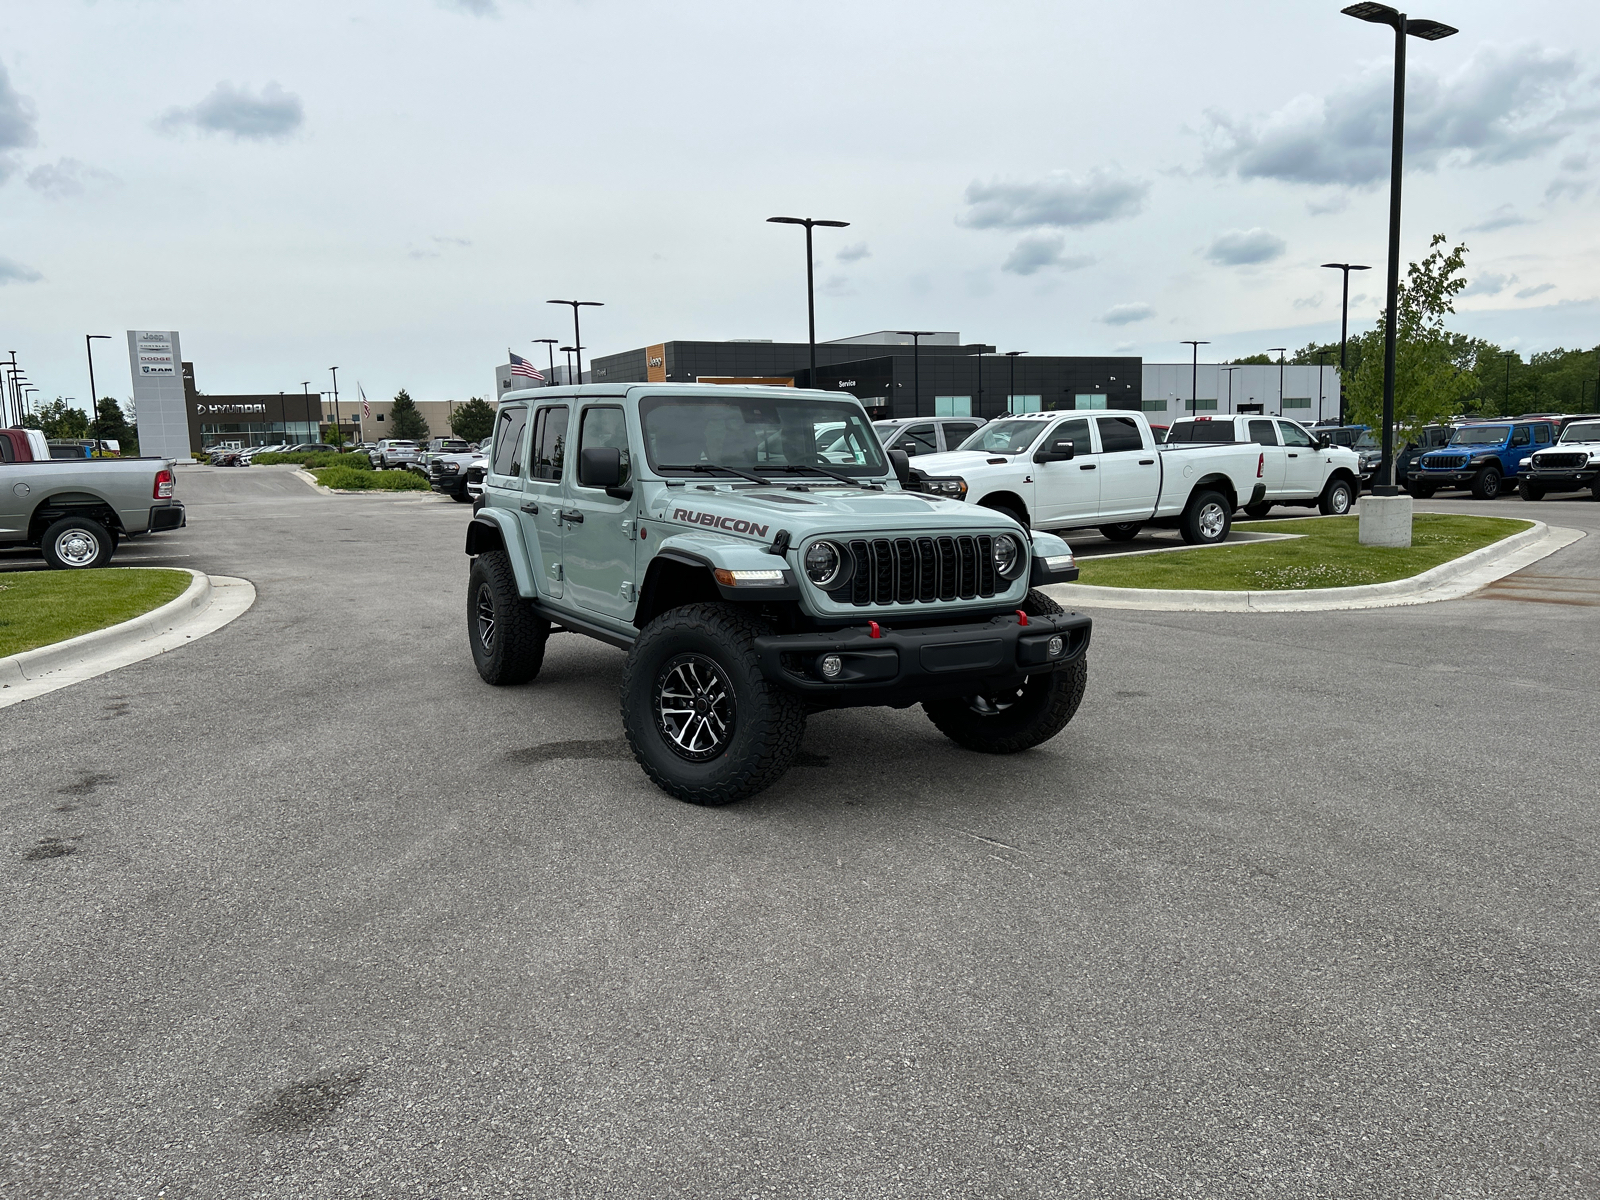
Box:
[3,471,1597,1198]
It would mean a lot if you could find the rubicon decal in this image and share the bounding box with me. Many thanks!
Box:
[671,508,770,538]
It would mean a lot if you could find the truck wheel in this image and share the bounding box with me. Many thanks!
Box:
[1409,484,1435,500]
[1179,490,1232,545]
[1242,502,1273,519]
[452,488,472,503]
[1520,479,1545,501]
[1471,466,1502,499]
[467,551,548,685]
[924,590,1086,754]
[621,603,806,806]
[1318,477,1356,515]
[41,516,113,569]
[1097,522,1143,542]
[979,498,1029,529]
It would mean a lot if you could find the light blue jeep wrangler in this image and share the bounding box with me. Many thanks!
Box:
[465,384,1091,804]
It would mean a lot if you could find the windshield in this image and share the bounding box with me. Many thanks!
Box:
[1450,426,1509,446]
[956,420,1049,454]
[641,393,886,477]
[1166,421,1236,443]
[1560,421,1600,443]
[1355,432,1379,450]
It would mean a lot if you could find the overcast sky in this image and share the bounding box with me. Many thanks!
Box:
[3,0,1598,407]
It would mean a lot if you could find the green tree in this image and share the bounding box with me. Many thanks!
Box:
[388,388,430,441]
[1346,233,1478,437]
[23,398,92,439]
[92,396,135,450]
[1230,353,1274,365]
[449,396,495,443]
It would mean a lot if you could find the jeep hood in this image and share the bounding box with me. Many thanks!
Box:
[646,482,1019,540]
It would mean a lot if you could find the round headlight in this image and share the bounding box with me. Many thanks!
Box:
[992,533,1024,579]
[805,540,844,587]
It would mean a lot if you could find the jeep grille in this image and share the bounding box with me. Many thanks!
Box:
[1536,453,1588,470]
[828,535,997,606]
[1424,454,1468,470]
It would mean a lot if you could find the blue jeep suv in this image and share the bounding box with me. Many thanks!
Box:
[1410,421,1554,499]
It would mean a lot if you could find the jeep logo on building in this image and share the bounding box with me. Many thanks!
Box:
[671,508,769,538]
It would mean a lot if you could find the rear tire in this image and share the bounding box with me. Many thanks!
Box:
[1319,476,1356,516]
[40,516,114,570]
[1097,522,1143,542]
[924,590,1086,754]
[1179,490,1232,545]
[1471,466,1503,500]
[1520,479,1545,501]
[621,603,806,806]
[1242,502,1273,519]
[467,551,547,685]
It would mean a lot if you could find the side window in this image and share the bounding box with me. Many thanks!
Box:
[1248,419,1280,446]
[943,422,980,447]
[1535,425,1551,444]
[576,406,630,487]
[1096,416,1143,454]
[492,407,527,476]
[1511,426,1531,447]
[531,405,569,480]
[902,424,938,455]
[0,436,13,463]
[1279,422,1313,448]
[1053,417,1092,454]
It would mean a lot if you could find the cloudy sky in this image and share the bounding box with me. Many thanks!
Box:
[3,0,1598,407]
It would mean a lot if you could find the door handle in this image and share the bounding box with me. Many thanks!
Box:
[520,502,539,514]
[1139,459,1155,465]
[1079,463,1097,471]
[1288,452,1299,458]
[560,509,584,524]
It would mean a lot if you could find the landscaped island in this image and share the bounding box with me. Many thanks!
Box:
[0,569,192,657]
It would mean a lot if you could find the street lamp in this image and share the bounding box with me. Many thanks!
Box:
[1005,351,1026,414]
[329,367,341,443]
[893,332,938,418]
[560,345,580,384]
[1321,262,1371,425]
[1181,340,1210,417]
[1500,350,1515,414]
[547,300,603,384]
[767,216,850,385]
[1268,348,1287,415]
[1342,1,1458,493]
[1315,350,1331,423]
[85,335,111,449]
[532,338,559,387]
[1220,366,1242,414]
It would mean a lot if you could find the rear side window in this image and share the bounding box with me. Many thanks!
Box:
[0,436,13,463]
[1247,419,1279,446]
[1095,416,1143,454]
[530,405,569,480]
[943,421,980,446]
[1535,425,1551,443]
[492,406,527,476]
[1167,421,1234,443]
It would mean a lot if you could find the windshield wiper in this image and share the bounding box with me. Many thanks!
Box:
[659,463,773,486]
[763,463,881,488]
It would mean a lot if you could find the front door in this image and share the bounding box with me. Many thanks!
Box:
[563,403,638,623]
[522,403,570,599]
[1246,418,1286,496]
[1093,414,1158,521]
[1277,420,1322,496]
[1034,417,1099,526]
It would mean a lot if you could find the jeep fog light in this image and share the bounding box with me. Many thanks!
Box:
[1047,635,1064,658]
[819,654,843,678]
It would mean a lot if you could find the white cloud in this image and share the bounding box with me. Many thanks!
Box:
[0,255,43,284]
[1001,233,1093,276]
[1306,194,1349,216]
[958,168,1148,230]
[819,273,855,297]
[0,63,39,185]
[1205,228,1286,266]
[158,81,304,141]
[1100,302,1154,326]
[1462,271,1516,297]
[1292,295,1323,310]
[836,242,870,263]
[1200,43,1598,187]
[1546,175,1588,201]
[1515,282,1555,299]
[440,0,497,12]
[1465,204,1534,232]
[25,157,116,199]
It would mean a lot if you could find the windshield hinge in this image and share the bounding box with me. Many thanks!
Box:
[766,529,791,557]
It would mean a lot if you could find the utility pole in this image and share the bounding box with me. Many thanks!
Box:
[1181,341,1210,417]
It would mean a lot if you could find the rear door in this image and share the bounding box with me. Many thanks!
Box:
[522,403,570,598]
[1093,414,1158,521]
[1246,418,1287,495]
[1276,420,1322,497]
[1034,416,1099,525]
[1506,424,1532,475]
[563,403,637,622]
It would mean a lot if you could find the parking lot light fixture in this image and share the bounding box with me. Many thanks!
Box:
[547,301,603,384]
[560,345,580,385]
[1500,350,1515,412]
[1004,351,1026,413]
[767,216,850,384]
[532,338,559,387]
[1267,349,1287,415]
[1342,0,1458,492]
[893,331,937,417]
[1181,340,1210,417]
[1321,262,1371,425]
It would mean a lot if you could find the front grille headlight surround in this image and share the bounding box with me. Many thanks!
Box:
[993,533,1027,580]
[803,540,853,589]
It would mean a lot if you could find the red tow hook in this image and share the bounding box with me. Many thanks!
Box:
[868,621,883,639]
[1016,610,1029,626]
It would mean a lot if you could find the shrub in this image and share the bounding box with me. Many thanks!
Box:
[313,465,429,491]
[253,451,371,469]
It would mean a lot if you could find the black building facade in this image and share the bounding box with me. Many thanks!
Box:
[590,339,1140,420]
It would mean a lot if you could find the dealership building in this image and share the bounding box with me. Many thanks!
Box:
[1141,362,1343,423]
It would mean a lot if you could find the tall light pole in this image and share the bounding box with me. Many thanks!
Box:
[1342,1,1457,492]
[1181,340,1210,417]
[1321,261,1371,425]
[532,338,559,387]
[85,335,111,450]
[1004,351,1026,414]
[560,346,579,384]
[5,351,17,425]
[893,331,937,417]
[24,386,38,418]
[329,366,341,442]
[1315,350,1331,423]
[767,216,850,385]
[1221,366,1242,414]
[1500,350,1515,414]
[547,300,603,385]
[1268,348,1287,415]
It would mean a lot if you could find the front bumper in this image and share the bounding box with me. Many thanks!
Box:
[1414,469,1485,487]
[753,609,1091,706]
[147,502,186,532]
[430,474,466,496]
[1526,468,1599,490]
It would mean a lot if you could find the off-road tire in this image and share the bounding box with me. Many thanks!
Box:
[1243,502,1273,519]
[1409,483,1436,500]
[1097,522,1143,542]
[1318,476,1356,516]
[40,516,113,570]
[621,603,806,806]
[924,589,1087,754]
[1520,479,1545,501]
[468,551,547,685]
[1179,489,1232,545]
[1471,466,1503,500]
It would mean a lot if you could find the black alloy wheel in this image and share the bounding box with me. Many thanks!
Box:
[654,654,736,761]
[467,551,548,685]
[1471,466,1503,500]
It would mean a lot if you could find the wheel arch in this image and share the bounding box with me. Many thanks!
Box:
[464,510,536,597]
[977,490,1032,527]
[636,551,725,628]
[1189,474,1238,510]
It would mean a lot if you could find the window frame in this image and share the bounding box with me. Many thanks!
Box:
[574,404,630,491]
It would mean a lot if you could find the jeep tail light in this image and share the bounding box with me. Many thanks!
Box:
[1257,453,1264,479]
[154,468,175,499]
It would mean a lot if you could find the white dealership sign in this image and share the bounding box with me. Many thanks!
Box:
[128,330,190,461]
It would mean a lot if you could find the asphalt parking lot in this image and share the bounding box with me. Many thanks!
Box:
[4,465,1598,1199]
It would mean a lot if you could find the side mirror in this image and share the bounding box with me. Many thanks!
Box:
[1316,436,1331,450]
[1033,439,1076,463]
[579,446,631,497]
[888,449,913,485]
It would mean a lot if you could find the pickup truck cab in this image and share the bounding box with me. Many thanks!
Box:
[1519,418,1600,500]
[1166,415,1362,516]
[1,427,185,567]
[873,417,986,459]
[904,409,1278,545]
[465,385,1090,805]
[1412,421,1553,499]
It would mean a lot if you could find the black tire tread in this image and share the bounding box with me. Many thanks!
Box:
[1319,476,1356,516]
[469,551,547,686]
[1471,467,1502,500]
[1180,489,1232,545]
[1097,522,1143,542]
[40,516,113,570]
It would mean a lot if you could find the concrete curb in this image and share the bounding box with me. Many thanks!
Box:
[0,568,257,708]
[1043,521,1585,612]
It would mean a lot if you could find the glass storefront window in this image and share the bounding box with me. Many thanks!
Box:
[934,395,972,417]
[1007,394,1042,413]
[1074,394,1108,410]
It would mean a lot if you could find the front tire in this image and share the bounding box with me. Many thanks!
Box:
[1319,476,1356,516]
[621,604,806,806]
[467,551,548,685]
[979,498,1030,530]
[924,590,1087,754]
[1180,489,1232,545]
[1471,466,1503,500]
[1097,522,1143,542]
[1409,483,1436,500]
[41,516,114,569]
[1520,479,1545,501]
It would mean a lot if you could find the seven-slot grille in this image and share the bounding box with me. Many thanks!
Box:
[826,535,998,606]
[1423,454,1469,470]
[1536,452,1589,470]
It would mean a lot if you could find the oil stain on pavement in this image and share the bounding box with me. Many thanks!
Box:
[245,1071,365,1134]
[23,836,78,861]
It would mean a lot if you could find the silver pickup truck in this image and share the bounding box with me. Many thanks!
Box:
[0,427,186,568]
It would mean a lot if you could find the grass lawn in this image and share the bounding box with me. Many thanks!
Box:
[0,568,193,658]
[1074,514,1532,591]
[312,465,430,491]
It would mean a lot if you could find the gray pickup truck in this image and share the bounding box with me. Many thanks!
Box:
[0,427,186,568]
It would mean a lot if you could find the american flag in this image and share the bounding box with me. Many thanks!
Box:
[359,383,371,420]
[509,351,544,381]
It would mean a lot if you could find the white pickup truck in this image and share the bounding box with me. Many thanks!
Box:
[905,410,1271,545]
[1165,415,1362,517]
